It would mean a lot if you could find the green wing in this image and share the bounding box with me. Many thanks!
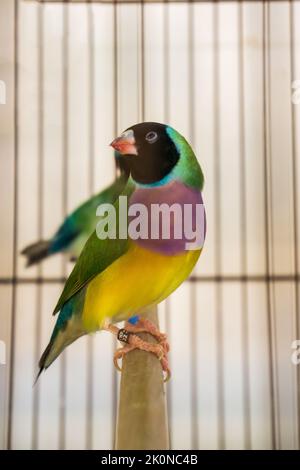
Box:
[53,179,135,315]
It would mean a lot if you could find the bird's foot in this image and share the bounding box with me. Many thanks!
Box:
[113,344,136,372]
[125,318,170,354]
[115,329,171,382]
[104,321,170,382]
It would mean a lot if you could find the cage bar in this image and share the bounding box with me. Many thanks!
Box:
[1,0,300,451]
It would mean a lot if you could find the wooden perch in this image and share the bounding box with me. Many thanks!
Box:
[115,307,169,450]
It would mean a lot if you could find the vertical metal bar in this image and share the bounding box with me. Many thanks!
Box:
[113,1,119,140]
[32,3,44,450]
[163,0,172,450]
[112,0,118,449]
[59,1,69,450]
[289,0,300,448]
[139,0,145,122]
[237,0,251,450]
[163,1,170,127]
[262,0,277,449]
[87,3,95,194]
[7,0,19,450]
[188,0,195,147]
[86,0,95,450]
[188,0,198,451]
[213,0,225,450]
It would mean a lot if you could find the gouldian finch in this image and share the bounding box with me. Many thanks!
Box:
[21,157,129,266]
[38,123,206,380]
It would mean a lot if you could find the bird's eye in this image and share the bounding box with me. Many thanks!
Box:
[145,131,158,143]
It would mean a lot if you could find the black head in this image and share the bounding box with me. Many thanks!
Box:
[110,122,180,184]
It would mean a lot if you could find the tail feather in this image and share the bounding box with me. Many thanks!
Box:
[36,288,87,383]
[33,341,53,385]
[38,341,54,370]
[37,316,85,382]
[38,340,63,378]
[34,366,45,385]
[21,240,51,267]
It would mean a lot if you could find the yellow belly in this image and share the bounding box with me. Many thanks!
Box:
[82,242,201,331]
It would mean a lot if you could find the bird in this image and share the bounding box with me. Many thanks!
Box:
[37,122,206,381]
[21,156,129,266]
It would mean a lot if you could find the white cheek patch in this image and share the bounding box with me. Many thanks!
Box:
[122,129,135,140]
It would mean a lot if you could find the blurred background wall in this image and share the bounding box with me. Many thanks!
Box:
[0,0,300,450]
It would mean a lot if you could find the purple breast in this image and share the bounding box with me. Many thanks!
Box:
[128,180,206,255]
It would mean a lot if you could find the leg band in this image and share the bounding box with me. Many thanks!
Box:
[117,328,131,344]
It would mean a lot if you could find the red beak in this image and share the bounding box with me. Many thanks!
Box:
[110,130,137,155]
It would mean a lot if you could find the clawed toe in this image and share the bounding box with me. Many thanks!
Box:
[113,344,136,372]
[161,356,171,382]
[105,320,171,380]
